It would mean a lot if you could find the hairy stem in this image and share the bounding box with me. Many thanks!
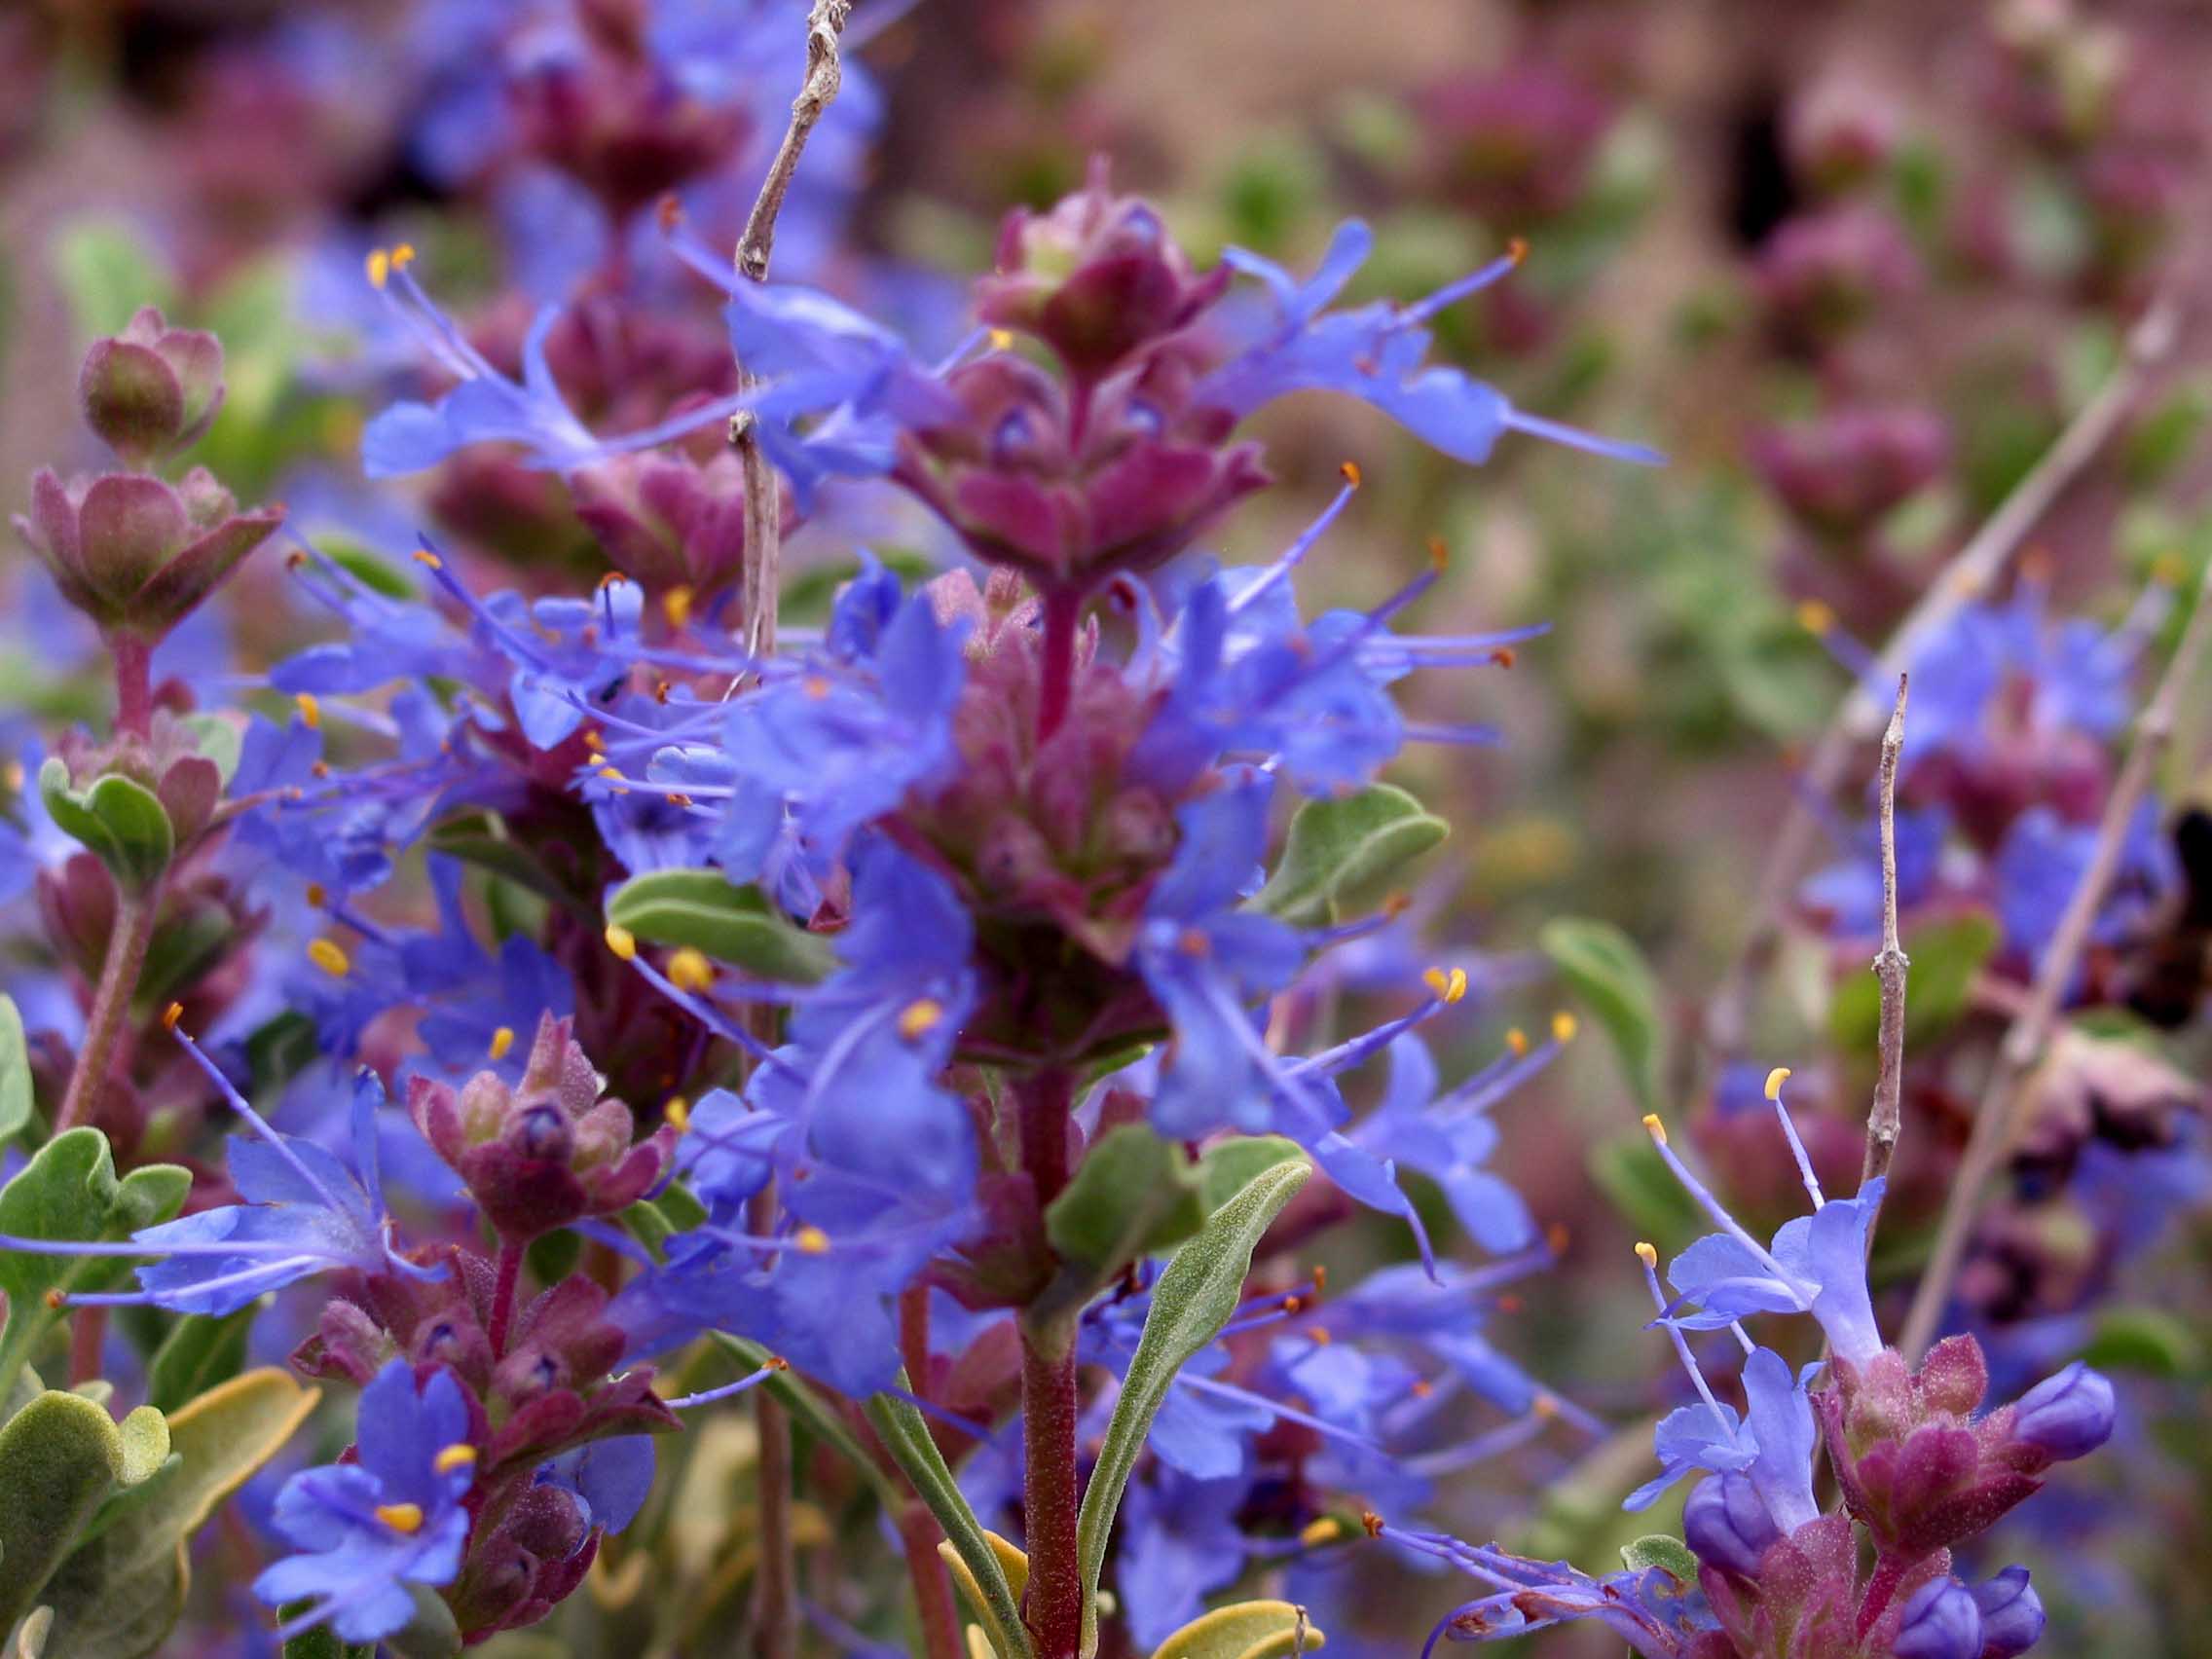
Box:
[1704,291,2183,1059]
[1036,587,1083,746]
[1018,1316,1082,1659]
[111,633,153,739]
[487,1238,526,1358]
[55,885,158,1132]
[1862,675,1910,1201]
[898,1502,965,1659]
[753,1386,799,1659]
[1897,562,2212,1360]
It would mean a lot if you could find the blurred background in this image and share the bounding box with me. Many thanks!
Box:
[3,0,2209,1653]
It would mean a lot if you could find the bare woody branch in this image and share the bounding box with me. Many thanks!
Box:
[1861,674,1910,1197]
[1896,561,2212,1361]
[1703,291,2184,1059]
[730,0,857,666]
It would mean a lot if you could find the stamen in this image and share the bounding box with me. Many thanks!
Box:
[663,586,694,630]
[664,1097,691,1133]
[1420,966,1469,1004]
[433,1443,477,1476]
[604,924,638,961]
[307,940,350,978]
[294,692,321,730]
[488,1025,515,1060]
[793,1226,831,1255]
[1551,1012,1577,1043]
[1763,1065,1825,1209]
[1641,1112,1667,1147]
[1301,1517,1343,1547]
[667,948,715,992]
[374,1502,424,1534]
[1505,1027,1529,1057]
[162,1002,184,1031]
[897,998,944,1041]
[1340,461,1362,488]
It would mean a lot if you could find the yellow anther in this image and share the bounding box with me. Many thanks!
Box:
[162,1002,184,1031]
[582,728,605,752]
[598,767,625,785]
[375,1502,424,1533]
[1547,1222,1571,1254]
[1506,236,1530,266]
[802,675,830,700]
[1764,1065,1791,1101]
[43,1288,67,1310]
[1505,1027,1530,1057]
[433,1443,477,1476]
[1299,1517,1343,1547]
[663,585,694,630]
[1422,966,1469,1005]
[665,1096,691,1133]
[307,939,351,978]
[413,549,443,570]
[1305,1324,1332,1346]
[305,882,328,908]
[2,760,21,793]
[390,243,416,271]
[1426,534,1450,572]
[667,948,715,992]
[1532,1390,1559,1419]
[1641,1113,1668,1146]
[793,1225,831,1256]
[488,1025,516,1061]
[1551,1011,1578,1044]
[1795,599,1835,636]
[1340,460,1362,488]
[294,691,321,730]
[764,1354,791,1371]
[366,249,390,289]
[986,328,1015,351]
[604,924,638,961]
[1360,1510,1385,1538]
[1178,927,1211,958]
[1635,1240,1658,1268]
[2151,551,2189,588]
[897,997,944,1041]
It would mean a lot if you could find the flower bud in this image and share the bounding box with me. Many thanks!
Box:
[407,1012,675,1244]
[1682,1471,1781,1579]
[15,464,281,644]
[1751,406,1949,540]
[570,449,756,599]
[1972,1567,2046,1658]
[1894,1578,1983,1659]
[977,167,1229,377]
[78,307,225,467]
[2009,1360,2115,1458]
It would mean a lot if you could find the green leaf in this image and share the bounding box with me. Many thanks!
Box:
[1144,1600,1325,1659]
[1539,917,1667,1112]
[866,1384,1033,1659]
[50,222,175,339]
[1076,1158,1310,1657]
[143,1304,260,1415]
[281,1619,375,1659]
[0,995,33,1145]
[381,1585,462,1659]
[1253,785,1448,927]
[2081,1307,2203,1379]
[1621,1533,1699,1585]
[1045,1125,1204,1280]
[1195,1135,1304,1214]
[0,1392,169,1633]
[1827,912,2000,1056]
[425,813,591,917]
[606,869,836,983]
[176,716,242,787]
[39,1368,320,1659]
[0,1130,191,1400]
[36,761,174,893]
[1587,1136,1703,1253]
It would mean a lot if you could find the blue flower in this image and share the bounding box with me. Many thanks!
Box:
[1994,800,2176,965]
[253,1360,478,1643]
[537,1434,656,1534]
[15,1036,438,1315]
[1343,1035,1539,1254]
[1115,1470,1255,1650]
[713,570,971,895]
[1198,223,1664,469]
[1132,770,1307,1139]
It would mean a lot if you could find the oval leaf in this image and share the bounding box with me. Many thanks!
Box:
[37,760,173,893]
[1147,1600,1324,1659]
[1075,1158,1311,1657]
[0,1392,150,1633]
[1253,785,1447,927]
[0,995,32,1145]
[606,868,836,984]
[1539,917,1666,1113]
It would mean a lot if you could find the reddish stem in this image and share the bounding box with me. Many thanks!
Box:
[110,633,153,739]
[1019,1317,1083,1659]
[487,1238,525,1358]
[898,1501,965,1659]
[55,886,158,1132]
[1858,1551,1914,1637]
[900,1280,934,1399]
[1016,1066,1083,1655]
[70,1306,108,1386]
[1036,586,1084,746]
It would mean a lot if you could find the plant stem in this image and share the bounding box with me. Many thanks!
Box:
[1016,1066,1081,1656]
[1704,290,2183,1060]
[735,0,854,283]
[487,1238,525,1358]
[69,1306,107,1386]
[1857,1551,1912,1637]
[55,885,158,1132]
[1018,1315,1083,1659]
[898,1502,965,1659]
[1036,587,1083,746]
[754,1385,799,1659]
[1862,675,1910,1200]
[1896,561,2212,1360]
[111,633,153,739]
